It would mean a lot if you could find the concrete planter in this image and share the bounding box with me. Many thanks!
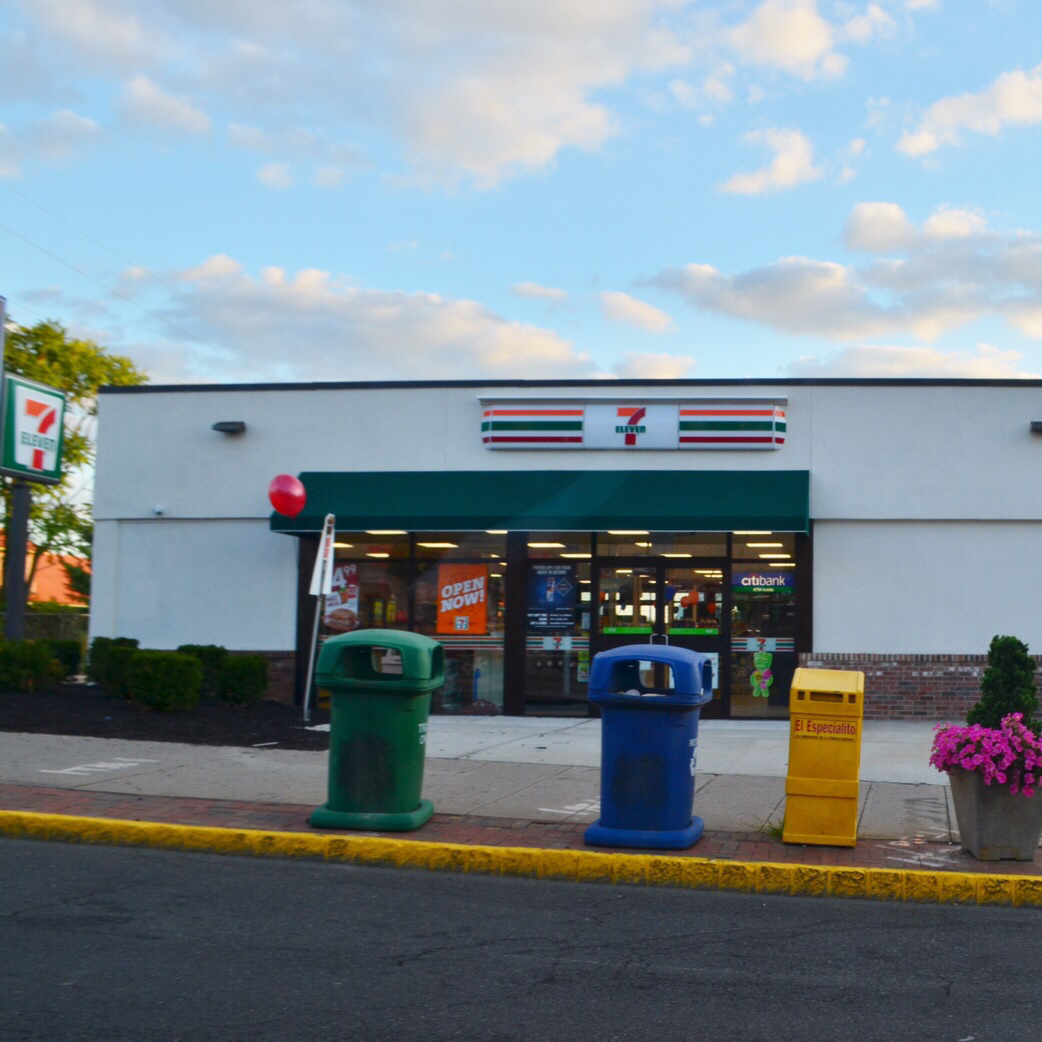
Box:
[949,767,1042,861]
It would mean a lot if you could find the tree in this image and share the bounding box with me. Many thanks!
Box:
[1,319,147,603]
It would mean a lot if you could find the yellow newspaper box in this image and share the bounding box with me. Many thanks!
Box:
[783,667,865,847]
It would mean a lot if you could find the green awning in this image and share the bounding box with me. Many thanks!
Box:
[270,470,809,533]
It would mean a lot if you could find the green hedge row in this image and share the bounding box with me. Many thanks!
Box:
[87,638,269,711]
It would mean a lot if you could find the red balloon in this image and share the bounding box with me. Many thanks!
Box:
[269,474,306,518]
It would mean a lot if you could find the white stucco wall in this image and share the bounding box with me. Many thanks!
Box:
[813,520,1042,654]
[89,518,298,649]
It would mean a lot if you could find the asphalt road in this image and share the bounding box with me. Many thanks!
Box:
[1,839,1035,1042]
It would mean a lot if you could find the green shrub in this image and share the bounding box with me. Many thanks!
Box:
[40,639,83,678]
[217,655,269,706]
[967,635,1040,731]
[176,644,228,698]
[125,651,203,712]
[0,640,65,692]
[104,646,140,699]
[88,636,139,686]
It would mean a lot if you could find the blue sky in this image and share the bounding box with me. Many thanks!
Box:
[4,0,1042,383]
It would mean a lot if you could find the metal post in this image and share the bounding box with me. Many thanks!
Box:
[5,479,30,640]
[301,593,324,724]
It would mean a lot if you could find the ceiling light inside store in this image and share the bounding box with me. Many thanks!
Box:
[608,530,649,535]
[635,542,652,548]
[769,562,796,568]
[528,542,565,548]
[759,553,791,559]
[486,530,507,534]
[417,542,458,548]
[662,553,692,558]
[367,552,390,558]
[734,531,771,535]
[560,553,591,559]
[333,542,354,549]
[616,568,633,574]
[366,530,405,535]
[746,542,783,548]
[490,573,502,578]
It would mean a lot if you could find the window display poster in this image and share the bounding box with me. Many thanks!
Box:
[436,563,488,635]
[325,563,360,631]
[528,562,577,630]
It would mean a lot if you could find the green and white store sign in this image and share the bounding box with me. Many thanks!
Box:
[0,374,66,485]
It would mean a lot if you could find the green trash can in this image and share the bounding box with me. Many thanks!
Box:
[309,629,444,831]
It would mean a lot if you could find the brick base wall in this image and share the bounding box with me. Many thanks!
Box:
[229,651,296,705]
[798,652,1016,722]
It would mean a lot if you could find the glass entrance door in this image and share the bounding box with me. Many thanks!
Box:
[594,559,727,716]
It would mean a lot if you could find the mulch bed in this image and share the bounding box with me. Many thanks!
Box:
[0,683,330,751]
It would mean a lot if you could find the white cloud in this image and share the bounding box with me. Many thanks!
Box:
[728,0,845,81]
[840,4,897,44]
[148,257,598,382]
[11,0,696,187]
[785,343,1039,379]
[119,75,211,134]
[612,351,694,378]
[257,162,293,189]
[0,109,102,174]
[512,282,568,302]
[898,66,1042,156]
[28,0,158,70]
[601,291,673,332]
[653,202,1042,345]
[718,128,821,194]
[844,202,915,252]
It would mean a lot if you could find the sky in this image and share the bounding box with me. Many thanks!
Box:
[4,0,1042,385]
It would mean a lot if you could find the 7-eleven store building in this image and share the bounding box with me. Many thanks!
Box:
[91,378,1042,721]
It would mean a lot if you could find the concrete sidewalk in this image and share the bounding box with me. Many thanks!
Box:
[0,716,952,843]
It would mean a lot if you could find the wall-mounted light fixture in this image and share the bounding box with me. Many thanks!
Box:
[212,421,246,434]
[1031,422,1042,434]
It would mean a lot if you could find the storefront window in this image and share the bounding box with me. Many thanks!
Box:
[414,532,506,560]
[598,531,727,557]
[730,532,797,719]
[413,553,505,716]
[322,557,411,634]
[525,532,592,559]
[334,530,411,560]
[524,558,591,715]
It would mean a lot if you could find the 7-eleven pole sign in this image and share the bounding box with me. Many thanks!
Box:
[0,375,66,484]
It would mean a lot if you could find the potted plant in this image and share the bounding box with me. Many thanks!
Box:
[930,635,1042,860]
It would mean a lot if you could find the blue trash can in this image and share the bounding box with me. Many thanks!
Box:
[584,644,713,850]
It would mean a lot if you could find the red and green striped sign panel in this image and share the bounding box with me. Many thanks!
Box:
[481,406,584,446]
[678,404,786,447]
[482,401,786,449]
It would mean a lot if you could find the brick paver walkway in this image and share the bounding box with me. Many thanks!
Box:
[4,782,1042,875]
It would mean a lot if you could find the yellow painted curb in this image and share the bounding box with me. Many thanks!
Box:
[2,810,1041,907]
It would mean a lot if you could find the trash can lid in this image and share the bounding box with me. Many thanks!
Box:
[588,643,710,699]
[316,628,444,686]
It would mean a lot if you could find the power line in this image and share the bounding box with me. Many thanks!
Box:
[0,220,201,344]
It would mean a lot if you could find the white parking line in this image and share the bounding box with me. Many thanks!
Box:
[39,757,160,777]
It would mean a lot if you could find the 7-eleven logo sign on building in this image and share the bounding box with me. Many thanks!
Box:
[584,403,679,449]
[0,376,66,484]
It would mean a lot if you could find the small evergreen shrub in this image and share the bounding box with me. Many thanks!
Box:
[177,644,228,698]
[0,640,65,692]
[88,636,139,686]
[41,639,83,678]
[966,635,1040,731]
[125,651,203,712]
[217,655,269,706]
[105,646,140,699]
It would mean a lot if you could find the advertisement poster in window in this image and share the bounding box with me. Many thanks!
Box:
[325,563,360,631]
[527,562,577,630]
[436,564,488,635]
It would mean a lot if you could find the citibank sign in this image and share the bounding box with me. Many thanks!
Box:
[733,570,795,594]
